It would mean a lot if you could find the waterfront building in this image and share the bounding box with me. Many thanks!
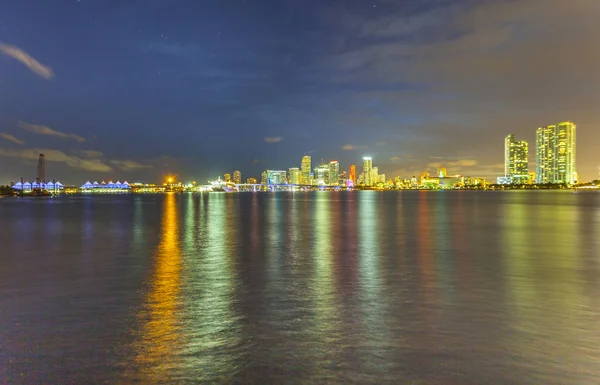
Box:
[314,163,329,185]
[371,167,379,186]
[363,157,373,186]
[233,170,241,184]
[301,155,311,185]
[358,173,364,186]
[379,174,386,184]
[505,134,529,184]
[536,122,576,184]
[12,180,64,192]
[266,170,287,185]
[81,180,131,193]
[288,167,301,184]
[329,160,339,185]
[247,177,258,184]
[261,171,268,185]
[350,164,356,184]
[224,173,232,183]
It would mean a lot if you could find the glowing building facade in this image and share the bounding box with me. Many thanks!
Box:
[504,134,529,184]
[233,170,241,184]
[301,155,311,185]
[314,163,329,185]
[266,170,287,185]
[329,160,339,185]
[349,164,356,184]
[536,122,576,184]
[363,157,373,186]
[288,167,301,184]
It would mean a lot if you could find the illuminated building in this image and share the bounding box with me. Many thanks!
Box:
[266,170,287,185]
[301,155,311,185]
[80,180,131,193]
[363,157,372,186]
[536,122,576,184]
[314,163,329,185]
[437,167,447,178]
[504,134,529,184]
[329,160,339,185]
[288,167,301,184]
[224,173,231,183]
[379,174,385,184]
[371,166,379,185]
[261,171,268,185]
[350,164,356,184]
[247,177,257,184]
[233,170,241,184]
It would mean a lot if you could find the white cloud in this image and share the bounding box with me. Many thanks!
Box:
[0,42,54,79]
[0,148,112,172]
[264,136,283,143]
[19,121,86,143]
[0,133,25,145]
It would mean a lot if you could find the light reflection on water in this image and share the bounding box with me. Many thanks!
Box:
[1,191,600,384]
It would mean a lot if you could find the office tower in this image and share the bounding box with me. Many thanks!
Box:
[437,167,447,178]
[314,163,329,185]
[329,160,339,185]
[37,154,46,183]
[504,134,529,184]
[371,167,379,186]
[261,171,268,185]
[224,173,232,183]
[288,167,301,184]
[266,170,287,185]
[301,155,311,185]
[350,164,356,183]
[247,177,257,184]
[363,157,373,186]
[233,170,241,184]
[536,122,576,184]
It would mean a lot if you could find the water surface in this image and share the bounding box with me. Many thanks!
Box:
[1,191,600,384]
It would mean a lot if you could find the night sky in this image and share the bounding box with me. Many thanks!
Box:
[1,0,599,184]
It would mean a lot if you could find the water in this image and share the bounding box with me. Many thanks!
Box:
[1,191,600,384]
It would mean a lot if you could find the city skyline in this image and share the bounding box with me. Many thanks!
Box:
[1,1,599,183]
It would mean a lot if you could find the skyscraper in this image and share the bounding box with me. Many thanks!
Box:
[224,173,231,183]
[349,164,356,183]
[37,153,46,183]
[504,134,529,184]
[371,166,379,186]
[363,157,372,186]
[314,163,329,185]
[288,167,300,184]
[329,160,339,185]
[301,155,311,185]
[233,170,241,184]
[536,122,576,184]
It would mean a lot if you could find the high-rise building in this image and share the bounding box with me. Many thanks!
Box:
[247,177,257,184]
[37,153,46,183]
[363,157,373,186]
[504,134,528,184]
[224,173,232,183]
[536,122,576,184]
[301,155,311,185]
[233,170,241,184]
[371,166,379,186]
[261,171,268,185]
[266,170,287,185]
[314,163,329,185]
[329,160,339,185]
[288,167,301,184]
[349,164,356,183]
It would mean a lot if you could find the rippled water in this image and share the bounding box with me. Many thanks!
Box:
[1,191,600,384]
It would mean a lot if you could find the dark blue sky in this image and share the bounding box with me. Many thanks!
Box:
[1,0,599,184]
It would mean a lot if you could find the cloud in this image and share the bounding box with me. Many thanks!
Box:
[19,121,86,143]
[109,160,151,171]
[78,150,104,158]
[0,133,25,145]
[0,148,112,172]
[0,42,54,79]
[264,136,283,143]
[341,144,365,150]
